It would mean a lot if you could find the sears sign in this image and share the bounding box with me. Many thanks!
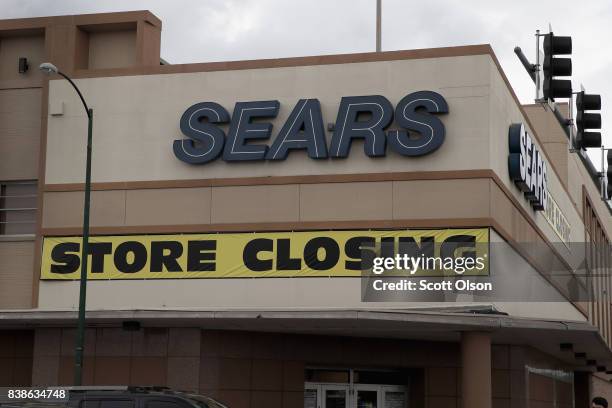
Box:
[173,91,448,164]
[508,123,548,211]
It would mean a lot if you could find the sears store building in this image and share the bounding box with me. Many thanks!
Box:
[0,10,611,408]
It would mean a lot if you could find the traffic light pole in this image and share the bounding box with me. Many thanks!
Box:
[515,31,612,212]
[514,47,536,82]
[514,43,572,140]
[568,94,575,151]
[601,147,612,202]
[535,30,541,101]
[553,103,572,140]
[602,147,606,200]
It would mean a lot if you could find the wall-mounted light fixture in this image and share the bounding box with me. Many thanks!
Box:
[18,57,29,73]
[122,320,141,332]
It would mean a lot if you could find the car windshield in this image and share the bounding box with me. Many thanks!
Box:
[184,395,228,408]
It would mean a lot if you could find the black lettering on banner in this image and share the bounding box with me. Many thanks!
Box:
[187,240,216,272]
[344,236,376,270]
[89,242,112,273]
[304,237,340,270]
[50,242,80,274]
[440,235,476,260]
[114,241,148,273]
[398,236,435,258]
[243,238,274,271]
[276,239,301,270]
[380,236,395,258]
[151,241,183,272]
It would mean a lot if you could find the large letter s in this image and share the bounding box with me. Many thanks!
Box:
[387,91,449,156]
[173,102,230,164]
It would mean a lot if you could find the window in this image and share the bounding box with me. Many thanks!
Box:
[146,401,184,408]
[101,402,134,408]
[0,180,37,235]
[584,192,612,347]
[80,400,134,408]
[184,395,229,408]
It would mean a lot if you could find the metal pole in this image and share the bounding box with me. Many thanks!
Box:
[376,0,381,52]
[535,30,540,100]
[513,47,536,82]
[74,107,93,385]
[568,94,575,148]
[602,146,606,200]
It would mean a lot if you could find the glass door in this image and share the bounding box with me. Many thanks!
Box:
[305,369,408,408]
[304,385,319,408]
[381,385,407,408]
[323,384,349,408]
[351,385,407,408]
[353,384,380,408]
[304,383,349,408]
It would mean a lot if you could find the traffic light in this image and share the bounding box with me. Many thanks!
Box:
[607,150,612,200]
[575,91,602,149]
[543,33,572,100]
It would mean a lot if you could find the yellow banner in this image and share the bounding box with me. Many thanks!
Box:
[40,228,489,280]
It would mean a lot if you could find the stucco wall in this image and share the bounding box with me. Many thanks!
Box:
[45,55,493,184]
[38,52,588,322]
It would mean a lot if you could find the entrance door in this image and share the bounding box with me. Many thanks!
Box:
[324,385,349,408]
[380,386,408,408]
[353,384,379,408]
[305,375,407,408]
[352,385,407,408]
[305,383,349,408]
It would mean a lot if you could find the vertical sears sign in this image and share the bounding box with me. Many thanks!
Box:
[508,123,548,211]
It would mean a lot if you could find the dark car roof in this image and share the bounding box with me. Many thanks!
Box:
[1,387,227,408]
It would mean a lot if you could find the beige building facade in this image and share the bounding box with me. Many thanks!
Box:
[0,10,611,408]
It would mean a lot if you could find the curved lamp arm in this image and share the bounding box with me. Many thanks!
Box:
[56,71,91,118]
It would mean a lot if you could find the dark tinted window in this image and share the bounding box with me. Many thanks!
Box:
[146,401,185,408]
[101,401,134,408]
[80,400,134,408]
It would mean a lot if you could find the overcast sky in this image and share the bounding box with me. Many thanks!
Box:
[2,0,611,165]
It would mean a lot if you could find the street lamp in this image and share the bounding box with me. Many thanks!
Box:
[40,62,93,386]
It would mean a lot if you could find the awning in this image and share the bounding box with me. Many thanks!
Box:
[0,307,609,371]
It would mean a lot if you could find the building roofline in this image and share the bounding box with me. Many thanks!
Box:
[0,9,161,33]
[66,44,493,79]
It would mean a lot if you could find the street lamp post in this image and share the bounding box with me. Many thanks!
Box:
[376,0,382,52]
[40,62,93,386]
